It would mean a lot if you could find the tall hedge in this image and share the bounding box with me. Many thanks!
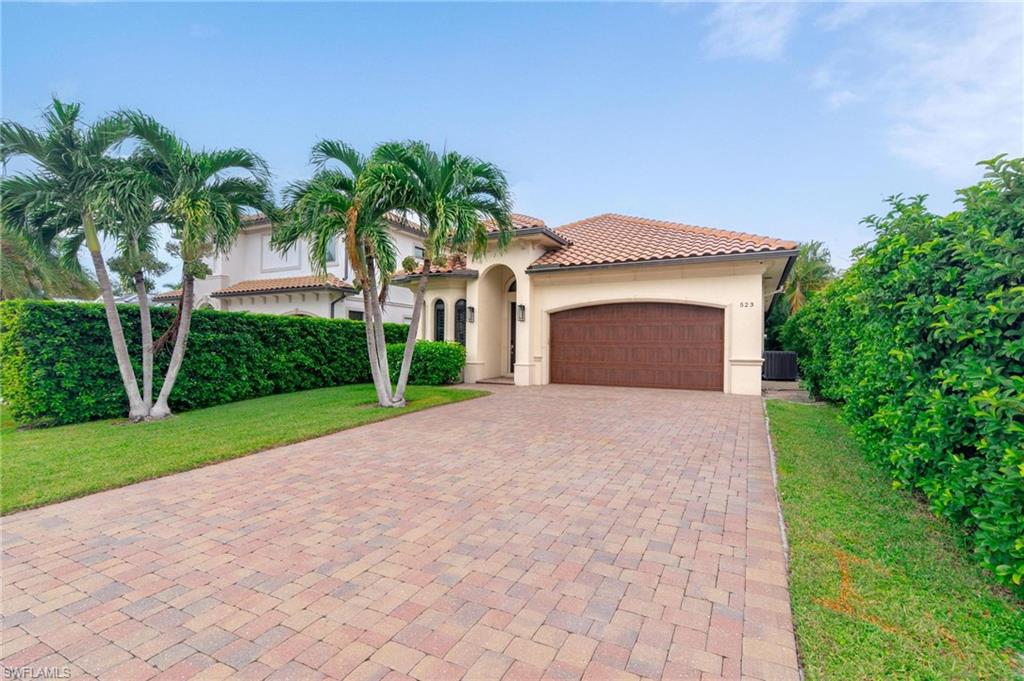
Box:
[781,157,1024,590]
[0,301,412,426]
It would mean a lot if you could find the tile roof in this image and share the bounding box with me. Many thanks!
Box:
[210,275,354,297]
[240,212,270,226]
[530,213,798,269]
[396,255,475,279]
[486,213,547,232]
[152,288,182,301]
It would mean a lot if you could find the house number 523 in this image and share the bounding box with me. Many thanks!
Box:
[738,301,756,308]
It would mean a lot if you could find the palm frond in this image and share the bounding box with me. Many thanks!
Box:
[83,114,132,158]
[311,139,364,177]
[198,148,271,185]
[0,121,50,166]
[120,110,183,166]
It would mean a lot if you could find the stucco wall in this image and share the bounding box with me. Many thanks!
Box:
[422,280,469,342]
[193,224,422,324]
[462,240,549,383]
[528,260,769,395]
[406,238,781,395]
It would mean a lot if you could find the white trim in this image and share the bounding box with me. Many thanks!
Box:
[543,297,727,315]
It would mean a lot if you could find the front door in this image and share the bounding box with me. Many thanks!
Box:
[509,302,517,373]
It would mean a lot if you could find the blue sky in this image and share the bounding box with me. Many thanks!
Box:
[3,1,1021,287]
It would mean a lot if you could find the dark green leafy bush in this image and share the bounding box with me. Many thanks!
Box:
[386,341,466,386]
[782,156,1024,590]
[0,301,407,426]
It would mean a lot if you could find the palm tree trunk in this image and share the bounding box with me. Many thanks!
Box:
[365,257,398,406]
[133,270,154,408]
[370,292,396,404]
[392,260,431,406]
[83,212,148,420]
[130,238,154,408]
[150,273,194,419]
[358,245,393,406]
[361,280,393,406]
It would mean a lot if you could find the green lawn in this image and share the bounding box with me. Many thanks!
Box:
[766,400,1024,680]
[2,384,486,515]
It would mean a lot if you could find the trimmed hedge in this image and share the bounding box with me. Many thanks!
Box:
[386,341,466,386]
[781,157,1024,590]
[0,300,416,426]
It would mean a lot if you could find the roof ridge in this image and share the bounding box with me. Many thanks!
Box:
[558,212,786,244]
[533,213,796,269]
[552,213,616,233]
[232,273,348,282]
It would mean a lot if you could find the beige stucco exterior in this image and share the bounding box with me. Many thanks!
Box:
[411,235,790,396]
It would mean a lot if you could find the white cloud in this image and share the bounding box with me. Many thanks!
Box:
[811,62,860,110]
[878,4,1023,176]
[817,2,878,31]
[703,2,801,61]
[804,3,1022,177]
[826,89,859,109]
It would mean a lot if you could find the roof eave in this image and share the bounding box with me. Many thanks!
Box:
[392,270,480,285]
[766,251,799,317]
[489,227,569,247]
[210,284,357,298]
[527,248,800,273]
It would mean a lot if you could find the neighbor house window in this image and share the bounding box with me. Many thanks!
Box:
[414,245,426,259]
[325,237,338,264]
[433,299,445,341]
[348,310,364,321]
[455,299,467,345]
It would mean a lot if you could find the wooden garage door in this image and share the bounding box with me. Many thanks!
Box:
[549,303,724,391]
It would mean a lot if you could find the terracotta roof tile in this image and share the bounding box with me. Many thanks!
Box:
[211,275,354,297]
[241,212,270,225]
[486,213,547,233]
[530,213,797,269]
[152,288,182,301]
[398,254,474,278]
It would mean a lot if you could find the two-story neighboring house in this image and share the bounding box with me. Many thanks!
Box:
[154,213,425,324]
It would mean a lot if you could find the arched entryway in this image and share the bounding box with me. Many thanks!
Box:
[477,264,517,379]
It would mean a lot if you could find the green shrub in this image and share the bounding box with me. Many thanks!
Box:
[386,341,465,385]
[0,300,407,426]
[782,156,1024,591]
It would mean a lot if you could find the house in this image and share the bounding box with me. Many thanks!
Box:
[153,213,424,323]
[395,213,797,395]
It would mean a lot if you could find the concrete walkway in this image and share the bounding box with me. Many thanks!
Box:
[2,385,799,680]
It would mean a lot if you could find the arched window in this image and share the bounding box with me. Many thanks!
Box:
[454,299,467,345]
[433,299,445,341]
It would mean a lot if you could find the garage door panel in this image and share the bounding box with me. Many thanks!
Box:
[549,303,724,391]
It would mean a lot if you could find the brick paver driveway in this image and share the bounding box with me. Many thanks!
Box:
[3,385,799,681]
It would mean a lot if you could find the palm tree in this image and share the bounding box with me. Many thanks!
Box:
[0,224,98,300]
[0,98,154,418]
[271,140,400,406]
[107,221,170,408]
[123,112,274,419]
[785,240,835,314]
[359,141,513,407]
